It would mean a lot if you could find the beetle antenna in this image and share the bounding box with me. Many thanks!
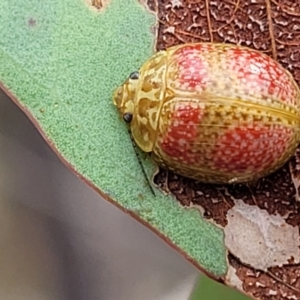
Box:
[128,129,156,196]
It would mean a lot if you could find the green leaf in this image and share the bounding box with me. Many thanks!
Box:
[190,275,250,300]
[0,0,226,276]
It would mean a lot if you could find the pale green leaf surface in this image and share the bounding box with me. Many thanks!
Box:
[0,0,227,276]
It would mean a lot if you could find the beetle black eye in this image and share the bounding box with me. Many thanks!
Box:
[123,112,133,123]
[129,71,139,80]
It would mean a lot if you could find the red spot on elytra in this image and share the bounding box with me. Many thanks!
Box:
[228,48,297,105]
[173,44,209,91]
[160,103,203,164]
[212,124,293,173]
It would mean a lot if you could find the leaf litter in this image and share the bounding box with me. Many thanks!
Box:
[151,0,300,299]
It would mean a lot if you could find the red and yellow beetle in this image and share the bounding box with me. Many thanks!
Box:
[113,43,300,184]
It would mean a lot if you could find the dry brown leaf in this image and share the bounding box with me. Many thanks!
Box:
[151,0,300,299]
[224,201,300,271]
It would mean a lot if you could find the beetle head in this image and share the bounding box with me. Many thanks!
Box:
[113,71,139,123]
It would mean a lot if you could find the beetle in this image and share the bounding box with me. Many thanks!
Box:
[113,43,300,184]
